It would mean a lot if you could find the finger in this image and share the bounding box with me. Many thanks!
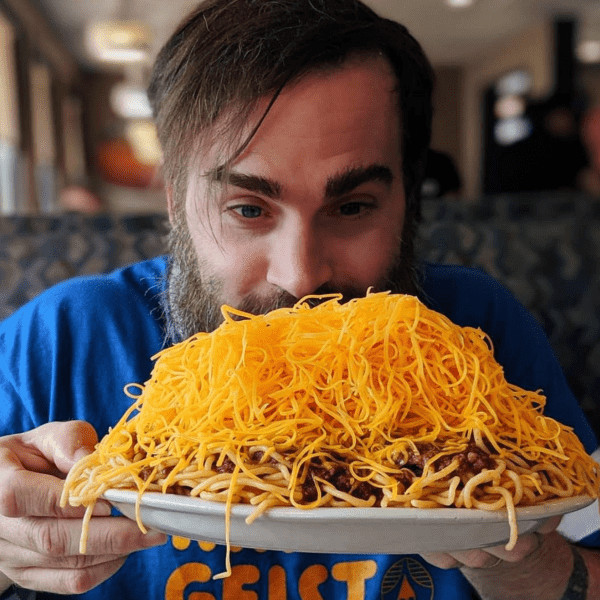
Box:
[481,530,545,564]
[422,547,503,570]
[0,443,61,480]
[80,517,168,556]
[6,557,127,595]
[20,421,99,474]
[0,537,125,570]
[422,528,550,570]
[1,514,167,557]
[420,551,462,570]
[0,469,111,519]
[536,515,562,535]
[0,422,98,480]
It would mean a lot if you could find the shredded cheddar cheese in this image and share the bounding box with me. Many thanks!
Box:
[62,291,600,578]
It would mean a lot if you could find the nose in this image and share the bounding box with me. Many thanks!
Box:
[266,224,332,300]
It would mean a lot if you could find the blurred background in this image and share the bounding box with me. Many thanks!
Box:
[1,0,600,213]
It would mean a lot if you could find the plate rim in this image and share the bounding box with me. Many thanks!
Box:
[103,488,595,524]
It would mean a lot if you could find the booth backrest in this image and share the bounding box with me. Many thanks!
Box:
[0,213,169,320]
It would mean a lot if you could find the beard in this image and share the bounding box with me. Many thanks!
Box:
[162,215,422,343]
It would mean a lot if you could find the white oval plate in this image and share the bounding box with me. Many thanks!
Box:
[103,490,594,554]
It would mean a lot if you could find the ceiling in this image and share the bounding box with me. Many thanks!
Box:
[30,0,600,71]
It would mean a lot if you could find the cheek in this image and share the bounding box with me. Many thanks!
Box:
[333,229,401,285]
[188,226,223,268]
[228,244,266,277]
[350,210,404,281]
[191,230,268,290]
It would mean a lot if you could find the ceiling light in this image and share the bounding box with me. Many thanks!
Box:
[84,21,152,64]
[110,83,152,119]
[577,40,600,64]
[496,70,533,96]
[494,117,532,146]
[444,0,476,8]
[125,121,162,166]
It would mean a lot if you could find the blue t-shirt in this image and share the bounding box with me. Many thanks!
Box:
[0,257,597,600]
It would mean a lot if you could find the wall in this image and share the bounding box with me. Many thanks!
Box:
[430,66,463,171]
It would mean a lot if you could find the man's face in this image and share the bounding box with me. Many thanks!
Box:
[166,56,417,338]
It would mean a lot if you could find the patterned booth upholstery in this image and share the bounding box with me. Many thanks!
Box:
[1,194,599,436]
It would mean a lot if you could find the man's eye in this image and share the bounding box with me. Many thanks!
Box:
[338,202,371,217]
[232,205,263,218]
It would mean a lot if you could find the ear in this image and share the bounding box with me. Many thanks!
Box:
[166,185,175,224]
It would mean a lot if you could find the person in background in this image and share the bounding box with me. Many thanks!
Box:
[59,185,104,213]
[497,97,589,194]
[421,148,463,199]
[0,0,598,598]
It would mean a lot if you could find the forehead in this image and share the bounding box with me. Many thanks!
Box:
[188,55,401,190]
[248,55,399,135]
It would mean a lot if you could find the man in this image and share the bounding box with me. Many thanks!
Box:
[0,0,598,598]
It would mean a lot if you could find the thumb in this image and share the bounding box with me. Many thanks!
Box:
[0,422,107,519]
[21,421,99,475]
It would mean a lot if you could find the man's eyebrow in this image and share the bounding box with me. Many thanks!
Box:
[325,164,394,198]
[207,167,282,198]
[205,163,393,200]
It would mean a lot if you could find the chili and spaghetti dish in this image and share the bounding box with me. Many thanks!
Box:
[61,292,600,577]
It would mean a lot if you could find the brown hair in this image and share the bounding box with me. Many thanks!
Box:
[148,0,434,229]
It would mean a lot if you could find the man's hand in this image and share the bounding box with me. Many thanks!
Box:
[421,515,562,570]
[421,516,600,600]
[0,421,167,595]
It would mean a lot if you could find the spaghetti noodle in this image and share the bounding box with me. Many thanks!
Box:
[61,291,600,577]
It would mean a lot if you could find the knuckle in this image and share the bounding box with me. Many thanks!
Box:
[470,554,495,569]
[65,570,97,595]
[61,420,98,451]
[31,519,70,556]
[2,554,109,595]
[72,419,98,439]
[92,519,142,555]
[99,528,130,555]
[61,558,126,595]
[0,471,22,517]
[441,558,461,570]
[421,552,460,570]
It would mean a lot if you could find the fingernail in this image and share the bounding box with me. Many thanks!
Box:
[143,531,168,547]
[73,448,92,462]
[92,501,113,517]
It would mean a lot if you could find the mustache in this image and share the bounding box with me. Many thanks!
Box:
[236,284,368,316]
